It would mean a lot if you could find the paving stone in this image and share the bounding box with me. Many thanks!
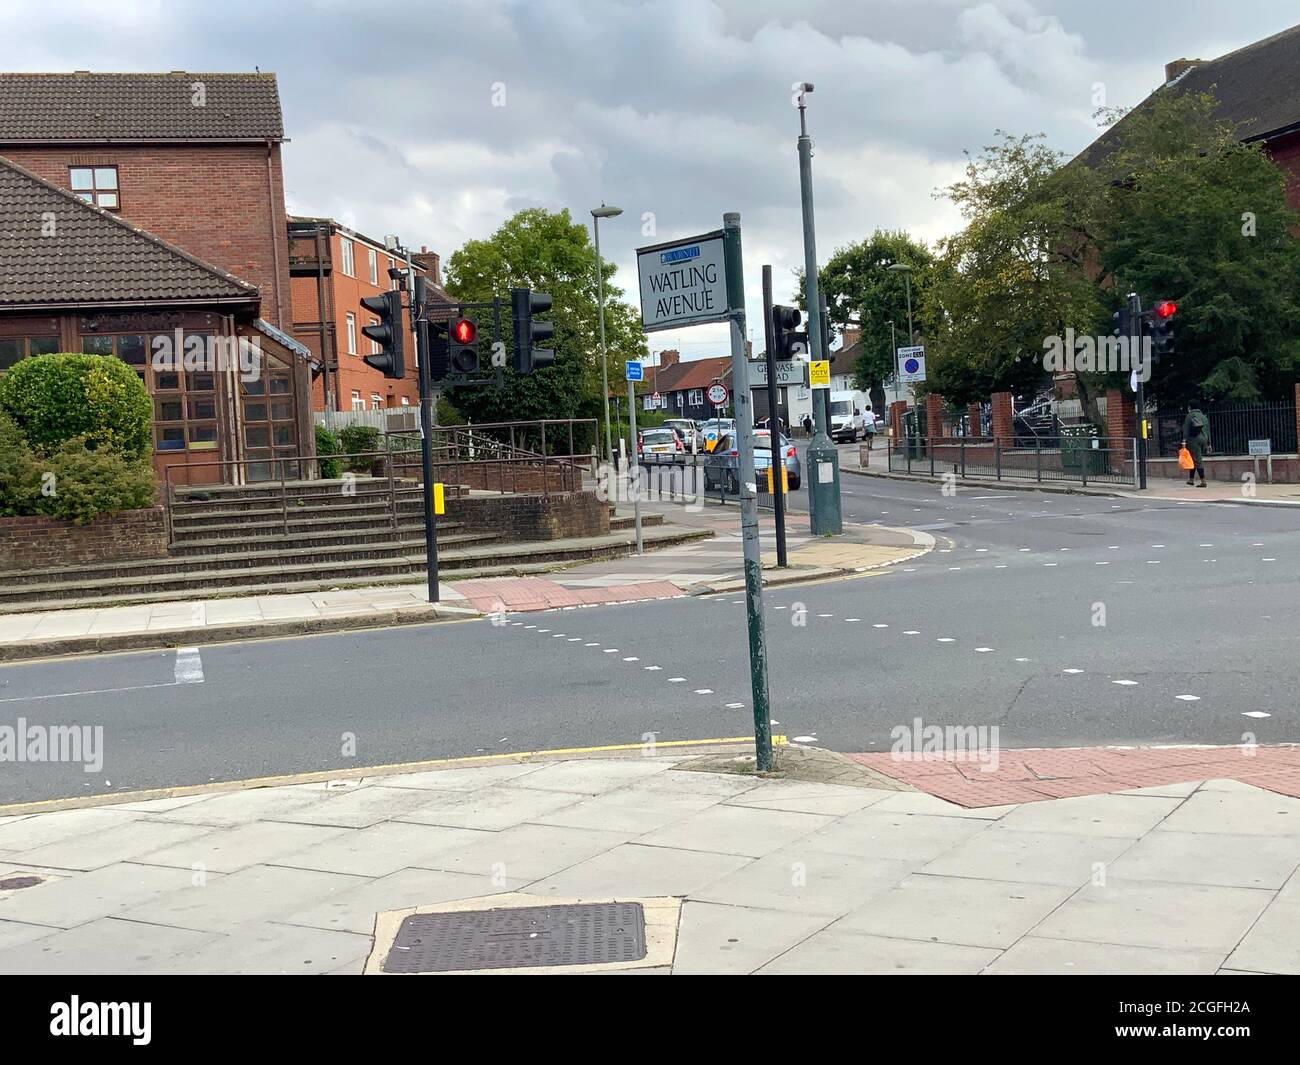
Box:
[532,843,752,898]
[0,918,60,951]
[1154,790,1300,836]
[672,901,832,975]
[0,807,137,852]
[118,864,370,933]
[1107,830,1300,890]
[0,862,203,928]
[721,780,893,816]
[1034,880,1272,953]
[149,921,373,975]
[137,821,352,873]
[272,821,493,878]
[147,785,347,826]
[862,791,1016,819]
[993,793,1183,838]
[920,828,1135,886]
[393,786,583,831]
[1224,894,1300,975]
[367,762,549,791]
[837,873,1074,948]
[261,785,441,828]
[282,867,531,935]
[0,917,219,975]
[690,847,915,916]
[14,819,219,871]
[418,823,630,881]
[637,806,833,858]
[508,759,677,795]
[985,936,1223,974]
[757,928,999,975]
[800,811,989,862]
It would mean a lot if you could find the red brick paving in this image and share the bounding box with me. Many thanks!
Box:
[849,745,1300,807]
[454,577,685,614]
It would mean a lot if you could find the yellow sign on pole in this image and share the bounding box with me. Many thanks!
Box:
[809,360,830,388]
[766,464,789,494]
[433,482,445,515]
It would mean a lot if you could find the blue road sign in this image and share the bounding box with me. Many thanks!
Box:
[625,361,644,381]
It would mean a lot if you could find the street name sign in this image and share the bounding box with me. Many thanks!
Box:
[1248,439,1272,456]
[625,360,644,382]
[636,231,729,332]
[897,346,926,383]
[747,360,810,387]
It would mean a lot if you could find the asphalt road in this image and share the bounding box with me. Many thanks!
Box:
[2,463,1296,804]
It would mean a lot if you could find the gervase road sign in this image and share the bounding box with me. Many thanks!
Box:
[1248,439,1272,456]
[748,360,809,387]
[897,346,926,383]
[636,231,729,332]
[625,360,644,382]
[707,383,730,407]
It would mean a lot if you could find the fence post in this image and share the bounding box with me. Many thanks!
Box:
[1081,443,1088,487]
[1036,441,1042,483]
[279,458,289,537]
[996,438,1002,481]
[388,451,398,533]
[960,435,966,478]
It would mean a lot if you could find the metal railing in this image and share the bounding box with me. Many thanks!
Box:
[1154,402,1297,458]
[887,435,1139,487]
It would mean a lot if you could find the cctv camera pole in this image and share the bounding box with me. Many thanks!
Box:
[762,264,788,566]
[796,84,843,535]
[724,213,773,772]
[408,267,440,604]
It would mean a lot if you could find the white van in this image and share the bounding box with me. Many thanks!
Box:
[828,390,869,441]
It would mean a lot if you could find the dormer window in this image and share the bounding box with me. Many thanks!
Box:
[70,166,119,209]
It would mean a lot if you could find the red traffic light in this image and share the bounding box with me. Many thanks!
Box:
[452,318,476,344]
[1154,301,1177,319]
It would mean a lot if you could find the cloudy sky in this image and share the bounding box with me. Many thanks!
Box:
[4,0,1295,361]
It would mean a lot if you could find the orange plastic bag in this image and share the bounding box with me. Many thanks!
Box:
[1178,446,1195,470]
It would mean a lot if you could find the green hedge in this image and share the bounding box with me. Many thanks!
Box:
[0,353,152,459]
[314,424,342,479]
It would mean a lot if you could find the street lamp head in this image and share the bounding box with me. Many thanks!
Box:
[591,204,623,219]
[887,262,912,274]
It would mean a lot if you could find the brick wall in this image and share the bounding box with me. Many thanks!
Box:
[3,144,291,329]
[0,507,167,570]
[991,392,1013,440]
[443,492,608,542]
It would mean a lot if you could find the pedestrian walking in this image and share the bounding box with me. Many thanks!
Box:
[802,412,813,437]
[1181,407,1211,487]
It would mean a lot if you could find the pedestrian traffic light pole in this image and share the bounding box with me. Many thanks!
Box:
[723,213,773,773]
[795,83,842,535]
[410,271,441,604]
[761,264,788,567]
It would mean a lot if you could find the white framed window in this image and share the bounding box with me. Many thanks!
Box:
[350,390,363,411]
[369,318,380,354]
[368,248,378,285]
[642,395,655,411]
[371,393,382,410]
[69,166,119,209]
[340,237,355,277]
[688,389,703,406]
[388,257,399,289]
[345,313,357,354]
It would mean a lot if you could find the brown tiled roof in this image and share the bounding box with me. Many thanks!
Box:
[0,72,284,144]
[652,355,733,394]
[1078,23,1300,165]
[0,154,258,308]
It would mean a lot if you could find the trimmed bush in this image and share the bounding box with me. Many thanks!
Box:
[0,412,44,517]
[338,424,381,471]
[0,353,152,459]
[32,437,157,525]
[314,423,342,479]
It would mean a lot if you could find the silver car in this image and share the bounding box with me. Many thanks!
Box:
[752,429,801,490]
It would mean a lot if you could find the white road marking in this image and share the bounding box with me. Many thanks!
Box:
[846,618,861,622]
[1243,711,1271,718]
[1113,679,1138,686]
[1175,694,1201,702]
[1062,668,1084,674]
[174,647,204,685]
[936,637,955,643]
[873,623,889,628]
[792,735,818,743]
[1014,658,1030,662]
[903,630,920,635]
[602,649,620,654]
[622,657,639,662]
[645,666,662,671]
[974,647,993,653]
[726,702,745,709]
[694,688,714,695]
[668,677,686,682]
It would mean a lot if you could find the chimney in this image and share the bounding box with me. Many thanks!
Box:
[841,326,862,350]
[658,348,680,367]
[411,248,442,287]
[745,339,753,359]
[1164,58,1200,84]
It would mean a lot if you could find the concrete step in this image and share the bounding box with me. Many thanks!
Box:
[170,508,442,541]
[0,525,713,612]
[168,524,480,557]
[169,483,458,518]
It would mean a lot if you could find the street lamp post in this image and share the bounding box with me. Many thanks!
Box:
[888,262,914,344]
[591,205,623,466]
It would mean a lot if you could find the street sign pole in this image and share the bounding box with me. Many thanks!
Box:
[625,363,644,556]
[723,213,773,772]
[762,264,788,566]
[796,91,843,535]
[1131,292,1148,491]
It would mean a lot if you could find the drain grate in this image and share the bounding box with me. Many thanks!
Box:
[383,901,647,973]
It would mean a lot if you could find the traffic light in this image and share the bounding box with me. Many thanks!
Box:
[426,320,450,382]
[771,305,805,359]
[360,289,405,379]
[1149,300,1177,362]
[1111,306,1133,339]
[511,288,555,374]
[449,315,479,374]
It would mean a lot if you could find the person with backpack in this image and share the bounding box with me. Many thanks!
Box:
[1181,408,1211,487]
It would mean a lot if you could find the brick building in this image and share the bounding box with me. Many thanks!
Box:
[0,71,315,485]
[646,350,734,421]
[288,220,448,413]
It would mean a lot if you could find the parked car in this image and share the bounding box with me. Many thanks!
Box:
[636,427,682,457]
[752,429,802,490]
[662,418,703,450]
[829,391,866,442]
[700,418,736,451]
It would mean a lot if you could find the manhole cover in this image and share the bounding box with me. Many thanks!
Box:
[383,901,647,973]
[0,876,43,890]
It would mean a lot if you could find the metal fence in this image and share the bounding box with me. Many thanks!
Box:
[1154,401,1296,458]
[888,435,1138,487]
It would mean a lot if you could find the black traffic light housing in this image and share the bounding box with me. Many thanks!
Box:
[449,316,479,375]
[1148,301,1177,363]
[771,305,808,359]
[360,289,406,379]
[511,288,555,374]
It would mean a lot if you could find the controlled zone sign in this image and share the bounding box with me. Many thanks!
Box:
[636,231,729,332]
[897,346,926,383]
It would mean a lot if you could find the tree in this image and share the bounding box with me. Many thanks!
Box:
[804,231,934,415]
[1094,92,1300,405]
[924,133,1105,407]
[442,208,647,450]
